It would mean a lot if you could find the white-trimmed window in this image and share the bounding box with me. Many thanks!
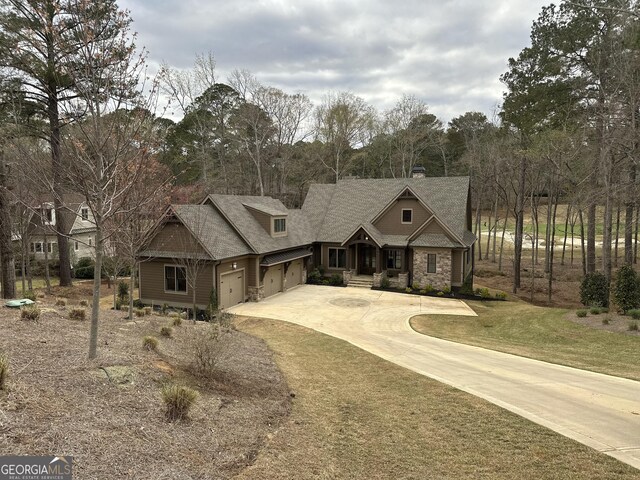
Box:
[42,204,55,225]
[273,218,286,234]
[47,242,55,254]
[385,249,402,270]
[81,207,89,221]
[164,265,187,293]
[328,247,346,269]
[427,253,437,273]
[31,242,43,253]
[401,209,413,224]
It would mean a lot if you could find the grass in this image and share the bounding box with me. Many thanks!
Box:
[14,276,60,292]
[410,300,640,381]
[235,317,638,480]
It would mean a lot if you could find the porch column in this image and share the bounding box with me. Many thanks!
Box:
[345,245,351,271]
[375,247,381,274]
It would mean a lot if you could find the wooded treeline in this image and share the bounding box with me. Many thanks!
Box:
[0,0,639,357]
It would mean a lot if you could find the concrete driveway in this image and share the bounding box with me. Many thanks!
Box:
[229,284,640,470]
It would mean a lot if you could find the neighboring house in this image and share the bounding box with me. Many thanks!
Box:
[138,171,475,310]
[15,195,97,263]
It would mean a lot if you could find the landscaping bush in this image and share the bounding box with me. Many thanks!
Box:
[0,352,8,390]
[162,384,198,421]
[160,326,172,338]
[190,324,226,375]
[162,303,169,316]
[628,309,640,320]
[380,277,391,289]
[74,257,95,279]
[629,321,639,331]
[328,273,343,286]
[580,271,609,307]
[119,304,128,312]
[135,308,145,318]
[405,287,412,294]
[442,286,451,295]
[479,288,491,299]
[613,265,640,313]
[307,268,323,285]
[495,291,507,300]
[589,307,602,315]
[79,299,89,307]
[23,290,36,301]
[216,311,234,330]
[602,317,611,325]
[144,306,152,316]
[601,307,609,314]
[459,276,474,295]
[21,306,40,321]
[423,284,434,293]
[576,309,588,318]
[69,308,86,321]
[168,311,180,319]
[172,317,183,327]
[117,281,129,304]
[411,282,419,291]
[55,298,66,307]
[207,288,218,320]
[142,336,158,351]
[436,291,444,297]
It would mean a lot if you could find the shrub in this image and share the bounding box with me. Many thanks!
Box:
[307,268,323,285]
[629,321,639,331]
[602,317,611,325]
[0,352,8,390]
[69,308,86,321]
[424,284,434,293]
[162,303,169,316]
[207,288,219,320]
[21,306,40,321]
[74,257,95,279]
[142,336,158,351]
[590,307,602,315]
[442,286,451,294]
[216,310,234,329]
[135,308,145,318]
[601,307,609,314]
[79,299,89,307]
[329,273,343,286]
[479,288,491,299]
[119,304,129,312]
[117,281,129,303]
[436,291,444,297]
[411,282,420,291]
[380,277,391,289]
[55,298,66,307]
[168,311,180,319]
[628,309,640,320]
[580,272,609,307]
[459,277,474,295]
[495,291,507,300]
[160,326,172,338]
[191,324,225,375]
[23,290,36,301]
[172,317,183,327]
[162,384,198,421]
[613,265,639,313]
[144,306,152,316]
[576,309,588,318]
[405,287,412,294]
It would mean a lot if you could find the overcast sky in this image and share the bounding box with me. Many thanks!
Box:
[120,0,549,124]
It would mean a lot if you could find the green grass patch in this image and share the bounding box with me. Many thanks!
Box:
[410,300,640,381]
[236,317,638,479]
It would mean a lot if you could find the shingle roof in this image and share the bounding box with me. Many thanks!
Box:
[302,184,336,238]
[305,177,473,247]
[260,247,312,266]
[206,195,314,255]
[242,201,288,216]
[172,204,253,260]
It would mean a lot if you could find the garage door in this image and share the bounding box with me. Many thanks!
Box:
[263,265,282,298]
[287,260,303,288]
[220,271,244,309]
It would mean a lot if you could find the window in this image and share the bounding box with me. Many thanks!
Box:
[81,207,89,221]
[75,241,79,251]
[165,265,187,293]
[427,254,437,273]
[273,218,286,234]
[401,209,413,224]
[385,249,402,270]
[328,247,346,269]
[47,242,55,254]
[88,238,92,247]
[42,206,55,225]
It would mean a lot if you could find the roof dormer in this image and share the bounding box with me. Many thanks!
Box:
[243,202,289,238]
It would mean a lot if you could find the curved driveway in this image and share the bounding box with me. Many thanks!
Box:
[229,284,640,470]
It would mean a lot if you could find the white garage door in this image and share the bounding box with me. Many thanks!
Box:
[220,271,244,309]
[263,266,283,298]
[287,260,303,288]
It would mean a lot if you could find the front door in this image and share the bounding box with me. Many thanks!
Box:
[358,245,377,275]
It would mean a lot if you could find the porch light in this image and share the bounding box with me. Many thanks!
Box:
[365,236,369,241]
[232,262,237,270]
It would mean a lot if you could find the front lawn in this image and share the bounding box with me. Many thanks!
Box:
[410,300,640,381]
[236,316,638,479]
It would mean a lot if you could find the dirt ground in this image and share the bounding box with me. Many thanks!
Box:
[0,298,291,479]
[567,310,640,336]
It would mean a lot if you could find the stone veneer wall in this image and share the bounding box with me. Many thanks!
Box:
[413,247,452,290]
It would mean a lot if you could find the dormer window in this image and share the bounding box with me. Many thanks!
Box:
[273,217,286,235]
[81,207,89,221]
[402,209,413,224]
[42,204,55,225]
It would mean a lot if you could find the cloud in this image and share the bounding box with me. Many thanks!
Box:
[121,0,548,123]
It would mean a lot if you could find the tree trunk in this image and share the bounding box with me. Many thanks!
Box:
[498,199,509,272]
[0,151,16,299]
[602,183,613,284]
[42,232,51,294]
[548,191,558,305]
[561,204,571,266]
[579,209,587,276]
[544,195,552,274]
[475,192,482,261]
[513,159,526,292]
[614,203,621,268]
[635,204,640,264]
[587,203,597,274]
[128,262,136,321]
[89,220,103,359]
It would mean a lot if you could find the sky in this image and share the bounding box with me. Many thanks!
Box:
[119,0,550,124]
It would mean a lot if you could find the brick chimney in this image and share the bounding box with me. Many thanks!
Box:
[411,165,426,178]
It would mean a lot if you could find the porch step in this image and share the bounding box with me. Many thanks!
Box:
[347,279,373,289]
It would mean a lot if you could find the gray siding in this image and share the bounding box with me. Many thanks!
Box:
[373,199,431,236]
[139,259,214,308]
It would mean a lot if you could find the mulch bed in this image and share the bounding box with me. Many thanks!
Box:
[0,297,291,479]
[567,310,640,336]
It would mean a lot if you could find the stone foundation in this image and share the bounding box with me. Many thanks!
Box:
[248,285,265,302]
[342,269,353,285]
[373,270,387,288]
[302,268,307,285]
[397,272,409,289]
[413,247,451,290]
